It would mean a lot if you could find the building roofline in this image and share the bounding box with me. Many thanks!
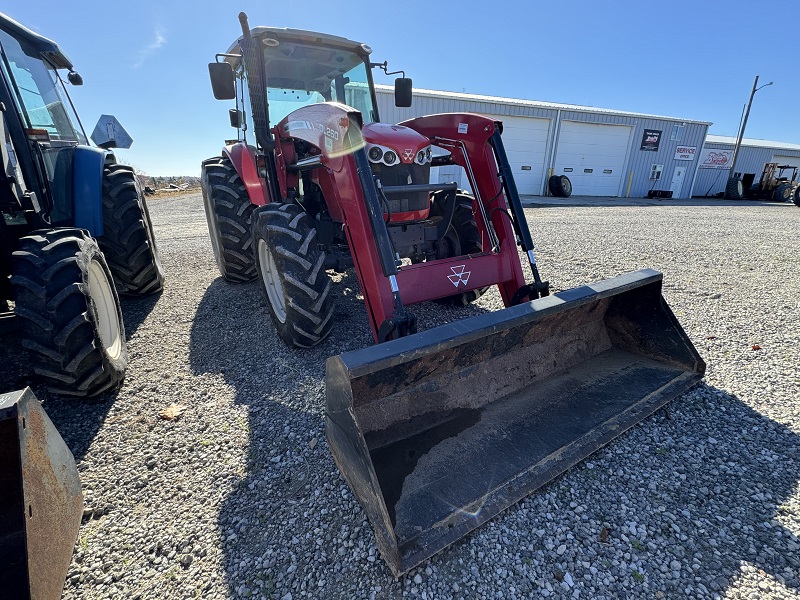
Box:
[705,134,800,152]
[375,84,712,126]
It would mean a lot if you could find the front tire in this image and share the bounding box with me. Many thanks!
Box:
[11,229,127,396]
[725,177,743,200]
[99,164,165,295]
[201,156,256,282]
[251,203,335,347]
[794,186,800,207]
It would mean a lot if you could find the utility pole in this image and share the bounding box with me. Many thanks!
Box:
[727,75,773,190]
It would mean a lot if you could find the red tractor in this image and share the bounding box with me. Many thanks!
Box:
[202,13,704,576]
[202,17,548,346]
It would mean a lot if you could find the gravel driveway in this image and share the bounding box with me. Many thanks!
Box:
[3,193,797,599]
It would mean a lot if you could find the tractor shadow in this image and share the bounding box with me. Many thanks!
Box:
[186,270,499,595]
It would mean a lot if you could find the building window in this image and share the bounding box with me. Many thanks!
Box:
[670,124,684,142]
[650,164,664,180]
[563,167,573,172]
[584,168,593,173]
[603,169,613,174]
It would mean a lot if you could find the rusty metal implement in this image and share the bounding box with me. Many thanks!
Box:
[326,269,704,576]
[0,388,83,600]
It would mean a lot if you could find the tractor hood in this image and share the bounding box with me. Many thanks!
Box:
[363,123,430,165]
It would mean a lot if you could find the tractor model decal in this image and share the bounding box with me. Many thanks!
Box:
[402,148,414,162]
[448,265,471,287]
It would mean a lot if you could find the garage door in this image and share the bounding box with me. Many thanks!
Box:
[554,121,632,196]
[490,115,550,195]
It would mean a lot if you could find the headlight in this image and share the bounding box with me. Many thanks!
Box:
[414,145,432,165]
[383,151,397,165]
[368,145,383,162]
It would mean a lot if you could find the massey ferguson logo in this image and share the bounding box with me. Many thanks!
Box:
[448,265,471,287]
[402,148,414,162]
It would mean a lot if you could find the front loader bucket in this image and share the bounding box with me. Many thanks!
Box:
[326,269,704,576]
[0,388,83,600]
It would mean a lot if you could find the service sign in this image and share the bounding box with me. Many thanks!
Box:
[674,146,697,161]
[698,148,734,169]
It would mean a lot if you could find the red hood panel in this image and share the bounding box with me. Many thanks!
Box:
[363,123,429,164]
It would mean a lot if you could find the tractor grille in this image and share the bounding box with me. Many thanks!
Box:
[372,163,431,215]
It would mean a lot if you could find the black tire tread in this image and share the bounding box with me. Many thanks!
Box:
[431,195,488,306]
[548,174,572,198]
[725,177,743,200]
[772,182,793,202]
[201,156,256,282]
[11,229,127,397]
[99,164,164,295]
[252,203,334,347]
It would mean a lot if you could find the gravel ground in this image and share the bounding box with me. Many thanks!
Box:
[2,193,798,599]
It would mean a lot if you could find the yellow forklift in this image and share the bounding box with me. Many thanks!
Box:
[744,162,800,202]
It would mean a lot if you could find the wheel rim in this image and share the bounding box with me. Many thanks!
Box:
[87,259,123,361]
[258,238,287,323]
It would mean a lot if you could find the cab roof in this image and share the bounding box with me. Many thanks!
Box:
[0,12,73,70]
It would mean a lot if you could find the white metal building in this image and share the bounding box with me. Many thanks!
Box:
[376,86,711,199]
[693,135,800,197]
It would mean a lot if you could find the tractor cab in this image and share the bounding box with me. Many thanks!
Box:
[0,14,131,233]
[209,26,412,139]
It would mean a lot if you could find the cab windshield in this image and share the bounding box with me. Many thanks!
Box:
[0,28,87,144]
[262,41,377,125]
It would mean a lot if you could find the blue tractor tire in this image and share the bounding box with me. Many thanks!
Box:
[11,229,127,396]
[98,164,164,295]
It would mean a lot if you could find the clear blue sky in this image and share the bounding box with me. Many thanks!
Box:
[5,1,798,176]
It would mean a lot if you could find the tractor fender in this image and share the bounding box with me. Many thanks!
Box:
[223,143,267,205]
[72,145,106,236]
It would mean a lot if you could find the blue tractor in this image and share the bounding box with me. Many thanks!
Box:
[0,13,164,397]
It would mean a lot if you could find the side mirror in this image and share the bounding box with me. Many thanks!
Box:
[229,109,244,129]
[68,71,83,86]
[208,62,236,100]
[395,78,412,108]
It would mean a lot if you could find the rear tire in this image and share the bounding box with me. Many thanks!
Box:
[11,229,127,397]
[201,156,256,282]
[99,164,164,295]
[251,203,335,347]
[548,175,572,198]
[430,194,488,306]
[772,182,793,202]
[725,177,743,200]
